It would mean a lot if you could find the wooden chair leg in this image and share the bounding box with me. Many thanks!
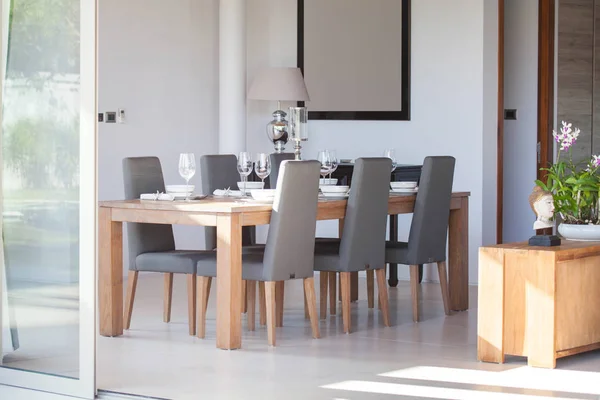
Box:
[437,261,451,316]
[410,265,420,322]
[320,271,328,319]
[329,272,337,315]
[247,280,256,331]
[366,269,375,309]
[187,274,197,336]
[258,281,266,326]
[304,285,309,319]
[275,281,285,327]
[196,276,211,339]
[205,277,212,313]
[304,277,320,339]
[375,268,390,327]
[265,281,277,346]
[163,272,174,323]
[340,272,352,334]
[241,280,247,314]
[124,271,138,329]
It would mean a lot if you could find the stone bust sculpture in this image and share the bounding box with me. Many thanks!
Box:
[529,186,555,230]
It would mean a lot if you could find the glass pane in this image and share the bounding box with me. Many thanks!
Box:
[1,0,81,379]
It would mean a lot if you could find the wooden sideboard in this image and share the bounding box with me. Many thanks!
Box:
[478,241,600,368]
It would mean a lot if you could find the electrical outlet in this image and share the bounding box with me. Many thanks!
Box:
[98,113,104,122]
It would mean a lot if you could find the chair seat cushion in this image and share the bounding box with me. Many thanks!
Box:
[314,237,341,252]
[135,250,215,274]
[313,242,341,272]
[385,241,409,265]
[195,251,267,281]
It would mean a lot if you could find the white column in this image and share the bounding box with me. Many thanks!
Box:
[219,0,246,154]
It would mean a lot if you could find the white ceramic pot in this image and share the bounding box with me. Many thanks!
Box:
[557,223,600,241]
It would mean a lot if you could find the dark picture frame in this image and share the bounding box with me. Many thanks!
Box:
[297,0,411,121]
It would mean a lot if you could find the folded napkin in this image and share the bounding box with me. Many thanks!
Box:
[140,193,174,201]
[213,189,243,197]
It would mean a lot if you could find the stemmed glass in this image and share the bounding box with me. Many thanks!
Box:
[255,153,271,186]
[237,152,253,195]
[317,150,332,181]
[328,150,338,181]
[178,153,196,201]
[383,149,398,173]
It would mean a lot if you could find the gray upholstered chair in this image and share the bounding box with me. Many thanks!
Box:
[314,158,392,334]
[195,160,322,345]
[122,157,210,335]
[200,154,260,314]
[200,154,256,249]
[268,153,295,189]
[385,156,456,322]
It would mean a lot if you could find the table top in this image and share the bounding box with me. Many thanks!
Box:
[99,192,470,213]
[482,240,600,254]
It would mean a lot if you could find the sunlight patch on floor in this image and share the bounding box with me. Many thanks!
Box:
[380,365,600,396]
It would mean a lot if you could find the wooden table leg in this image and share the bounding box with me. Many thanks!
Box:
[388,215,399,287]
[448,197,469,311]
[216,213,243,350]
[99,207,124,337]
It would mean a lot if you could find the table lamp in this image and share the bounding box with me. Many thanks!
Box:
[248,67,310,153]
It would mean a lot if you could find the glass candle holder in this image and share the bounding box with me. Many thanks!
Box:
[289,107,308,160]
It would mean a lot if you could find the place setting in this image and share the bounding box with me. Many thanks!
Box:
[140,153,208,201]
[213,152,276,203]
[390,181,418,195]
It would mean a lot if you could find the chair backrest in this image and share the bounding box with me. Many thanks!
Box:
[200,154,255,249]
[122,157,176,269]
[407,156,456,264]
[268,153,295,189]
[339,158,392,271]
[262,160,321,281]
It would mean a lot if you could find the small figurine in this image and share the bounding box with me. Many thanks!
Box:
[529,186,555,230]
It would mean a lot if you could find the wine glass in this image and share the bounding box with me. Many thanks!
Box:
[255,153,271,186]
[328,150,338,181]
[383,149,398,173]
[178,153,196,201]
[237,152,253,195]
[317,150,332,182]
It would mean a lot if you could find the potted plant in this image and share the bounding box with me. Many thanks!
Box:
[536,121,600,240]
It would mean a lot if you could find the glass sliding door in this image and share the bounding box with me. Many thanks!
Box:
[0,0,96,398]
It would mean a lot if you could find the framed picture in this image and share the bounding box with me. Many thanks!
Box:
[297,0,411,121]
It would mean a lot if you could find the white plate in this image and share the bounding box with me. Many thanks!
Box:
[237,181,264,191]
[390,182,417,189]
[391,188,418,194]
[319,178,338,186]
[166,184,194,192]
[213,189,243,197]
[321,192,349,199]
[321,185,350,194]
[250,189,276,201]
[171,193,194,200]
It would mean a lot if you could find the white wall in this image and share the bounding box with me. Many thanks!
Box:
[503,0,538,243]
[247,0,499,284]
[98,0,219,252]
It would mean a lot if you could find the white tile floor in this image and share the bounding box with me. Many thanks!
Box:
[95,273,600,400]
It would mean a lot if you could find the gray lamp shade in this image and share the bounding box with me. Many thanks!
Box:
[248,67,310,102]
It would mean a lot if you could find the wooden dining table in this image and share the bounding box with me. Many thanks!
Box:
[99,191,470,350]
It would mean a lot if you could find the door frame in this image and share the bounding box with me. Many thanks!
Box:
[0,0,97,398]
[497,0,556,243]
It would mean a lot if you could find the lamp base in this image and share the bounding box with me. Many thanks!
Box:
[273,141,286,153]
[293,140,302,160]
